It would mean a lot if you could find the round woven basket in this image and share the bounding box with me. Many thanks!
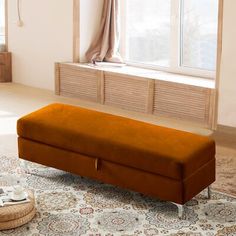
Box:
[0,207,36,230]
[0,191,36,230]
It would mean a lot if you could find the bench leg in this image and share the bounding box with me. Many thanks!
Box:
[176,203,184,219]
[206,186,211,199]
[20,159,30,174]
[172,186,211,220]
[172,186,211,219]
[172,203,184,219]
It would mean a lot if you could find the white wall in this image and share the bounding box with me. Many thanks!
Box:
[218,0,236,127]
[79,0,104,62]
[7,0,104,90]
[8,0,74,90]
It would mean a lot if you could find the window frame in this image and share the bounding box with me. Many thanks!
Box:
[120,0,217,79]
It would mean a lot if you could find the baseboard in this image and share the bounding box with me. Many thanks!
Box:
[216,124,236,134]
[213,124,236,139]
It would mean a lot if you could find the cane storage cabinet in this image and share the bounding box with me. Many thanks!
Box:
[0,52,12,82]
[104,72,150,113]
[154,81,214,126]
[55,63,215,128]
[56,63,101,102]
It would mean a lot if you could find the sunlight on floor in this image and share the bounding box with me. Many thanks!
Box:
[0,110,19,135]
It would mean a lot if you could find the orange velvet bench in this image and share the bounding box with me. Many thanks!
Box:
[17,103,215,218]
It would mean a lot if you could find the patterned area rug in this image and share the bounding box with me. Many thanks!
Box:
[0,154,236,236]
[213,146,236,196]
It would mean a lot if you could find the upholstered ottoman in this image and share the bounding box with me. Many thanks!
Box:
[17,103,215,218]
[0,191,36,230]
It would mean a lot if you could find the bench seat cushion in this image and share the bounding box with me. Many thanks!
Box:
[17,103,215,180]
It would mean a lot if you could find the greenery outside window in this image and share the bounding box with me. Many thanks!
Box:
[120,0,219,79]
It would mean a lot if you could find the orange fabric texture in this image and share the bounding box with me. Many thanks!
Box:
[17,103,215,180]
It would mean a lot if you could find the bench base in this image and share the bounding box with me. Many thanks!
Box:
[18,137,215,205]
[20,158,212,220]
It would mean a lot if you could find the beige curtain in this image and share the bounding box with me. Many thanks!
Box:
[86,0,123,63]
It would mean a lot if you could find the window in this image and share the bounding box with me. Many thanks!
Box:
[0,0,5,45]
[120,0,219,78]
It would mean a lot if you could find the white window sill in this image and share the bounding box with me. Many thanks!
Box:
[68,63,215,89]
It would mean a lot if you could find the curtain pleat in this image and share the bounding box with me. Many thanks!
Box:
[86,0,123,63]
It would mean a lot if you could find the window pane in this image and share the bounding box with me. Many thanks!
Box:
[0,0,5,44]
[124,0,171,67]
[181,0,218,71]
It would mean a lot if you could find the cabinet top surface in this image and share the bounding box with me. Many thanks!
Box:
[59,62,215,89]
